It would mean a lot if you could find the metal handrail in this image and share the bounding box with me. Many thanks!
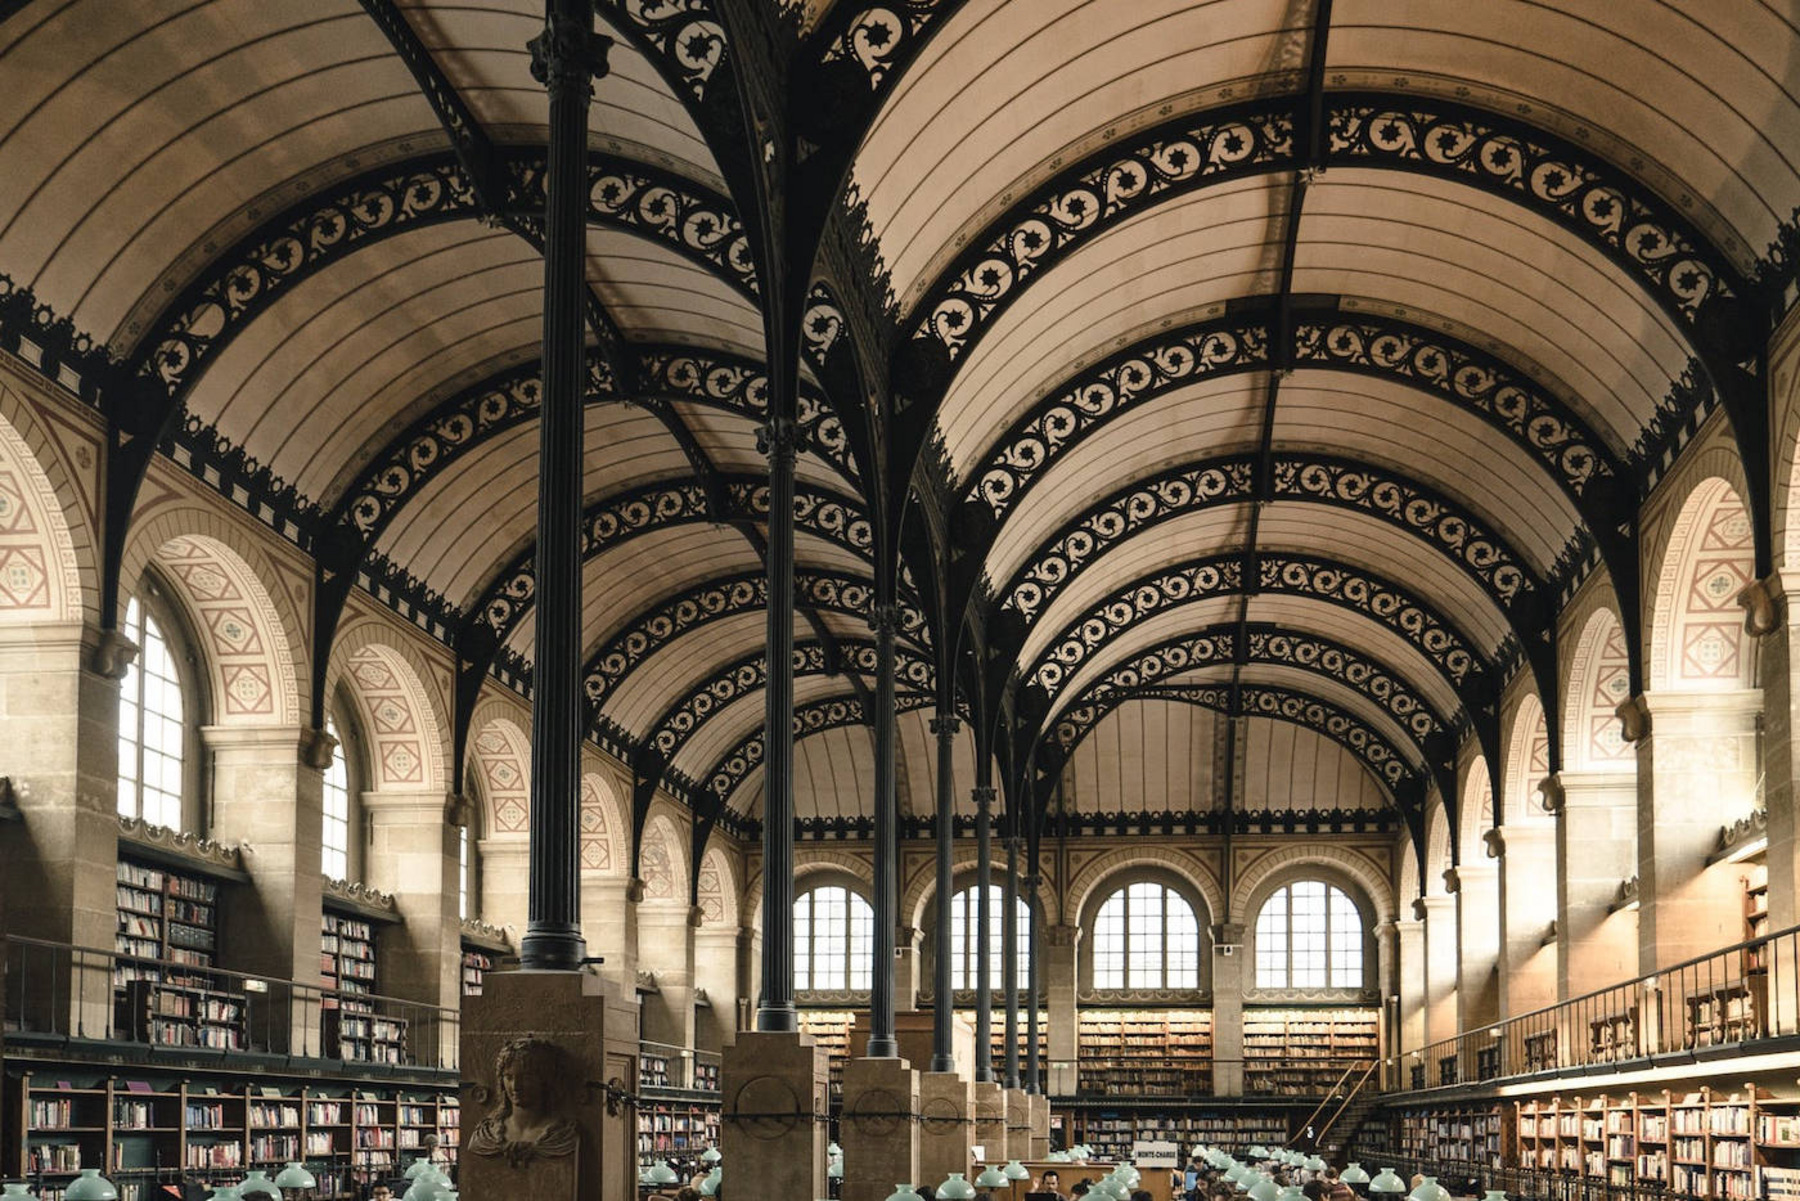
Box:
[1311,1058,1377,1150]
[1289,1059,1366,1147]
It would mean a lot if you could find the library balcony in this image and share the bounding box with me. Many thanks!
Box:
[2,936,460,1076]
[1397,923,1800,1095]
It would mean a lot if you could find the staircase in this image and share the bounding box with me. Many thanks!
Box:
[1289,1059,1380,1161]
[1315,1079,1383,1161]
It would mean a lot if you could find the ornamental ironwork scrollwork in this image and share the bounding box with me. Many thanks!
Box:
[639,350,854,481]
[1259,555,1478,685]
[802,285,847,360]
[615,0,727,101]
[1243,626,1446,741]
[908,108,1293,365]
[138,161,478,397]
[819,1,946,89]
[999,461,1255,622]
[971,324,1268,517]
[1270,457,1532,604]
[1073,630,1236,708]
[1326,98,1738,326]
[703,694,933,808]
[1296,317,1611,497]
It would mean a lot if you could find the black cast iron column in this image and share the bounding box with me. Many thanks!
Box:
[930,712,960,1072]
[756,414,800,1031]
[1002,832,1020,1089]
[866,599,900,1057]
[973,782,995,1082]
[519,0,608,972]
[1025,869,1042,1093]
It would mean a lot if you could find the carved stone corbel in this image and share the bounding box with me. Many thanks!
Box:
[300,726,337,771]
[1482,826,1505,858]
[90,627,137,680]
[1442,867,1462,895]
[1537,775,1565,815]
[1615,695,1651,744]
[1739,572,1786,637]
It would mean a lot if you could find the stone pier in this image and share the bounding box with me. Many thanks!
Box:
[722,1031,831,1201]
[1004,1087,1030,1159]
[917,1071,973,1191]
[972,1078,1004,1164]
[1029,1093,1051,1159]
[842,1056,921,1201]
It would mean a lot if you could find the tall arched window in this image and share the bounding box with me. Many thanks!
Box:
[459,825,473,921]
[117,595,186,829]
[795,885,874,991]
[949,885,1031,990]
[1092,881,1200,989]
[321,714,351,881]
[1254,880,1364,989]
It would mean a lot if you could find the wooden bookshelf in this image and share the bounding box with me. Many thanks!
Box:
[636,1098,720,1164]
[988,1015,1048,1081]
[1243,1006,1378,1096]
[1075,1009,1211,1095]
[1064,1105,1290,1161]
[797,1010,855,1095]
[1396,1104,1511,1171]
[319,912,377,1007]
[459,946,492,997]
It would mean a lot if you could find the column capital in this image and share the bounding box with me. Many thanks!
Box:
[1739,571,1786,637]
[527,3,612,92]
[866,601,901,635]
[755,415,804,463]
[300,725,338,771]
[1538,773,1566,814]
[1482,826,1504,857]
[89,626,138,680]
[1448,862,1496,890]
[971,784,995,809]
[626,876,646,904]
[1442,867,1461,894]
[929,713,962,738]
[1045,922,1080,947]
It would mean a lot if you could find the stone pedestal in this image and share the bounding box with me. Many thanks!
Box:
[917,1071,973,1190]
[971,1079,1004,1163]
[1028,1092,1051,1159]
[1003,1087,1030,1159]
[855,1009,975,1078]
[722,1031,830,1201]
[1395,918,1425,1058]
[842,1056,920,1201]
[459,969,639,1201]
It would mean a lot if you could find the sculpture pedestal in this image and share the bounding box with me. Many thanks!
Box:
[458,969,639,1201]
[842,1056,921,1201]
[917,1071,973,1190]
[1029,1093,1051,1159]
[1003,1087,1030,1159]
[722,1031,830,1201]
[972,1079,1005,1163]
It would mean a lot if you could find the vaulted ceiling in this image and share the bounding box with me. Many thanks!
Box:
[3,0,1796,852]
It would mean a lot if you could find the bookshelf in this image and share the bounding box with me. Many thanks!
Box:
[636,1098,720,1163]
[1075,1009,1211,1095]
[1063,1106,1290,1160]
[114,860,242,1053]
[459,946,493,997]
[320,912,407,1064]
[988,1016,1048,1082]
[797,1010,856,1095]
[1587,1007,1639,1061]
[1395,1105,1510,1172]
[319,912,377,1004]
[1243,1006,1378,1096]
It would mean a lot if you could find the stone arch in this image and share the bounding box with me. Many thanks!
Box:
[903,848,993,930]
[330,636,449,794]
[1064,847,1223,933]
[1232,843,1396,926]
[1398,838,1421,908]
[1460,756,1494,850]
[696,846,739,927]
[467,709,530,837]
[0,407,84,625]
[1502,694,1551,826]
[640,811,688,903]
[579,772,627,875]
[1649,475,1757,691]
[1563,606,1635,770]
[1424,797,1453,894]
[131,529,302,727]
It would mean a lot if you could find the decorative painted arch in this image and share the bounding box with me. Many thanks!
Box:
[580,772,628,875]
[695,846,739,927]
[330,634,450,794]
[0,405,86,625]
[1424,798,1454,893]
[639,811,690,904]
[903,851,1045,932]
[127,527,304,728]
[893,90,1748,416]
[1648,475,1757,691]
[1502,693,1553,826]
[1063,847,1225,935]
[1398,838,1422,910]
[583,569,930,718]
[1564,607,1635,770]
[1230,843,1397,927]
[468,708,531,838]
[1460,756,1494,851]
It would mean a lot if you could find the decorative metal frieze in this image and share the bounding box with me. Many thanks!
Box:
[968,321,1270,517]
[117,815,245,873]
[1270,455,1535,605]
[900,104,1294,383]
[503,152,757,297]
[644,638,934,764]
[702,693,933,816]
[816,0,948,90]
[168,414,320,549]
[1242,625,1446,741]
[581,569,929,714]
[801,284,848,362]
[1061,629,1236,712]
[609,0,728,101]
[997,460,1256,623]
[470,477,874,643]
[1294,315,1616,497]
[1021,552,1481,705]
[135,158,478,399]
[638,348,854,481]
[1327,96,1742,329]
[322,877,398,914]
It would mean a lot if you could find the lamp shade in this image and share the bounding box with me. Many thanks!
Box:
[274,1163,317,1189]
[1367,1169,1407,1195]
[1407,1179,1451,1201]
[1246,1177,1279,1201]
[1303,1157,1327,1173]
[884,1186,916,1201]
[1247,1146,1268,1160]
[210,1189,245,1201]
[701,1167,723,1196]
[702,1147,723,1165]
[1482,1193,1508,1201]
[1005,1162,1031,1182]
[1,1186,34,1198]
[405,1158,434,1179]
[240,1172,282,1199]
[1339,1165,1369,1185]
[650,1161,681,1185]
[938,1173,977,1201]
[402,1179,445,1201]
[975,1166,1009,1189]
[1275,1188,1307,1201]
[829,1159,844,1180]
[63,1171,119,1201]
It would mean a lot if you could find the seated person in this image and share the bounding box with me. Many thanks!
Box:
[368,1185,394,1201]
[1040,1169,1066,1199]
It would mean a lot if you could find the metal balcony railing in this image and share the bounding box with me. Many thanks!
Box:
[3,935,460,1073]
[1395,921,1800,1093]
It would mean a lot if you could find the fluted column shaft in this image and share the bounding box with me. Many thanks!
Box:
[867,601,900,1057]
[1003,834,1021,1088]
[756,416,800,1031]
[1025,870,1042,1093]
[520,0,609,970]
[973,782,995,1082]
[931,713,960,1071]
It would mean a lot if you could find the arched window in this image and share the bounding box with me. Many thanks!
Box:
[1254,880,1364,989]
[459,825,473,921]
[949,885,1031,991]
[794,885,873,991]
[1092,881,1200,989]
[117,595,186,829]
[321,714,351,882]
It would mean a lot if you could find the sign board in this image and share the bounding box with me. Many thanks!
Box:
[1134,1140,1179,1168]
